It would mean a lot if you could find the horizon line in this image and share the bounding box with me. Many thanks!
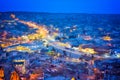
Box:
[0,11,120,15]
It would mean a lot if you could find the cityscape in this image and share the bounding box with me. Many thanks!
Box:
[0,12,120,80]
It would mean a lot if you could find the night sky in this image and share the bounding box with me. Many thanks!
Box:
[0,0,120,14]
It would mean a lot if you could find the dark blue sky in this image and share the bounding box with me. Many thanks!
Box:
[0,0,120,14]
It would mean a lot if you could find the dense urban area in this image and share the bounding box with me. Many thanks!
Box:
[0,12,120,80]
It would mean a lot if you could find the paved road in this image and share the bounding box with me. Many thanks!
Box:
[48,42,83,56]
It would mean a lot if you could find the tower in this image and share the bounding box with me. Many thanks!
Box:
[13,59,26,75]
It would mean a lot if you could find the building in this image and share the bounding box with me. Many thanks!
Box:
[13,59,26,74]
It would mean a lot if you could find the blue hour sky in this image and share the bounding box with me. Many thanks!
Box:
[0,0,120,14]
